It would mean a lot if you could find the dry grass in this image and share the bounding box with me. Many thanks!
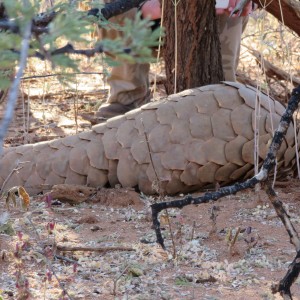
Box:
[239,10,300,102]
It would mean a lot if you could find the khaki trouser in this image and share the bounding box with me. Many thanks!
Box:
[218,14,249,81]
[101,9,248,106]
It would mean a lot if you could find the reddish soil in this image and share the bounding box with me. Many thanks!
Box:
[1,184,300,299]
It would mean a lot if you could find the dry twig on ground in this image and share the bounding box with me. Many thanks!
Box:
[56,244,134,253]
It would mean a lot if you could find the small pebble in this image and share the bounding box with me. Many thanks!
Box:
[90,225,100,232]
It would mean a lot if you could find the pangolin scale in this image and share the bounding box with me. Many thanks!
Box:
[0,82,297,195]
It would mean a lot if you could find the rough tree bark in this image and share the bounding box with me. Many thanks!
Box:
[253,0,300,37]
[162,0,224,94]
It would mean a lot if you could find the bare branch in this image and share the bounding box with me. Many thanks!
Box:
[21,72,103,80]
[35,43,105,59]
[267,186,300,251]
[0,0,147,35]
[151,85,300,249]
[271,249,300,299]
[10,42,137,61]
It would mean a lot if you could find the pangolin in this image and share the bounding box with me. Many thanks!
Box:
[0,82,297,195]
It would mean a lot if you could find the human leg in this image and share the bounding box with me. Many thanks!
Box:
[218,15,249,81]
[96,7,151,119]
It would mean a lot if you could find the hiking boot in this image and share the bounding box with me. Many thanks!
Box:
[94,91,152,123]
[96,102,135,119]
[80,103,137,125]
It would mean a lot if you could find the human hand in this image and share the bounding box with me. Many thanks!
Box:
[141,0,161,20]
[216,0,252,16]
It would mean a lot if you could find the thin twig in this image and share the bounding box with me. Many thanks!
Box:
[228,227,241,255]
[165,209,176,258]
[190,221,196,241]
[112,265,129,296]
[21,72,103,80]
[153,0,165,98]
[209,205,219,236]
[171,0,182,94]
[73,77,79,134]
[141,120,161,193]
[0,161,28,192]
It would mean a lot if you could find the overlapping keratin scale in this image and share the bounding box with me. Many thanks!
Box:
[0,82,296,195]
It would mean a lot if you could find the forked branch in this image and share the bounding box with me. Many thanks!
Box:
[151,85,300,299]
[151,85,300,249]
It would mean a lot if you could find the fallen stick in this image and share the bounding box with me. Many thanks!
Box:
[57,244,134,253]
[54,254,78,264]
[250,48,300,87]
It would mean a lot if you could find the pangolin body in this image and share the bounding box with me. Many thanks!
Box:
[0,82,297,195]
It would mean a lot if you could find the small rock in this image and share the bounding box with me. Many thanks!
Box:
[4,290,14,297]
[93,288,101,294]
[161,292,171,300]
[140,238,152,244]
[90,225,101,232]
[52,200,62,206]
[128,266,144,277]
[78,215,99,224]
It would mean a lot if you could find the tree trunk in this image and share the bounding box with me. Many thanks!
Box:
[162,0,224,94]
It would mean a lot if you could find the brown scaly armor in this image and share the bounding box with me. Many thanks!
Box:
[0,82,297,195]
